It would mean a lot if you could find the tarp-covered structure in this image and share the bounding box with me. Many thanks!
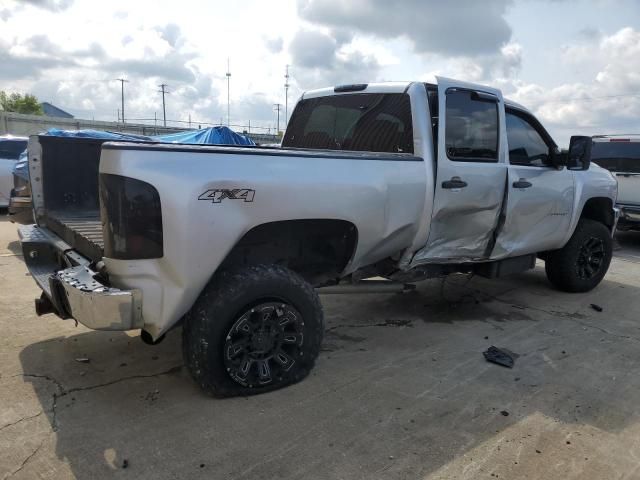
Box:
[13,126,255,181]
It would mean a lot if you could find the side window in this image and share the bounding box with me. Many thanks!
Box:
[445,90,498,162]
[506,112,552,167]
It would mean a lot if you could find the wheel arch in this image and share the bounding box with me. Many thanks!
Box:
[217,219,359,286]
[579,197,615,231]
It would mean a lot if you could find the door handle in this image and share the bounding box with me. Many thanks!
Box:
[513,178,532,189]
[442,176,468,189]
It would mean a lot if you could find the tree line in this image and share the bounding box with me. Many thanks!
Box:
[0,91,43,115]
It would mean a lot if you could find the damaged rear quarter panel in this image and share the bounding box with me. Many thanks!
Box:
[99,146,427,337]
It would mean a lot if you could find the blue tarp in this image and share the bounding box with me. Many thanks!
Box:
[12,126,255,181]
[154,126,255,146]
[42,128,151,141]
[13,150,28,182]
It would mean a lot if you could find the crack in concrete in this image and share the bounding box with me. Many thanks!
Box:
[0,411,43,432]
[14,365,183,433]
[64,365,183,395]
[2,439,44,480]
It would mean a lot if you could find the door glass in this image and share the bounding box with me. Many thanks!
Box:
[445,90,498,162]
[506,112,551,167]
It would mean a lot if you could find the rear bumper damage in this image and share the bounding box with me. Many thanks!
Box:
[19,224,142,330]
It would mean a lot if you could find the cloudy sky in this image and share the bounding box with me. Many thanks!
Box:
[1,0,639,143]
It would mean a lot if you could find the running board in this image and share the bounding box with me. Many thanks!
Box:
[473,254,536,279]
[318,280,416,294]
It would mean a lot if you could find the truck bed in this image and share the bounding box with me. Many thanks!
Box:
[47,210,104,261]
[32,136,108,261]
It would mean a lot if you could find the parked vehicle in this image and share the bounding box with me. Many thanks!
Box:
[19,78,618,396]
[590,135,640,230]
[0,135,27,208]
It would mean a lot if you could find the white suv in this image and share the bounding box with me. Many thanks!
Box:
[591,135,640,230]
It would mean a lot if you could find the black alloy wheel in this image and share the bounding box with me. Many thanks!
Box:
[575,236,605,280]
[223,301,304,387]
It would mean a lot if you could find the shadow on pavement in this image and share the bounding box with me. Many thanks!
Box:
[18,269,640,479]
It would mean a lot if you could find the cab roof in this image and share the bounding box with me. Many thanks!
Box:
[301,79,535,117]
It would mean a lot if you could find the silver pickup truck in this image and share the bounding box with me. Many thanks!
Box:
[19,77,618,396]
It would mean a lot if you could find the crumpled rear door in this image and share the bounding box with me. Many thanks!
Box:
[414,77,507,263]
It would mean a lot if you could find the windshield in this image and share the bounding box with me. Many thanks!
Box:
[591,141,640,172]
[0,139,27,160]
[282,93,414,154]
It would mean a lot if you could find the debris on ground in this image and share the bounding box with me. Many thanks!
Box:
[590,304,603,312]
[500,410,509,416]
[75,357,90,364]
[122,459,129,469]
[483,346,517,368]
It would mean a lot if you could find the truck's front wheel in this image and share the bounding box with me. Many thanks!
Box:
[182,265,324,397]
[544,219,612,292]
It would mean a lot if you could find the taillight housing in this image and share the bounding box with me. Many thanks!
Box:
[99,174,163,259]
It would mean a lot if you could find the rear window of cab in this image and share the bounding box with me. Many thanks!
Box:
[282,93,414,154]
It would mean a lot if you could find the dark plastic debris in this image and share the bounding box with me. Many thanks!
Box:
[590,303,603,312]
[122,459,129,469]
[483,346,516,368]
[500,410,509,416]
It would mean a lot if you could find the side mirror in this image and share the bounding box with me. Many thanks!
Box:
[568,135,592,170]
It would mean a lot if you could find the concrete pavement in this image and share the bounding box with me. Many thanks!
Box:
[2,213,640,479]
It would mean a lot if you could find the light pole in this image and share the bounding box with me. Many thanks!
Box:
[273,103,282,134]
[226,58,231,127]
[158,84,169,127]
[115,78,128,123]
[284,65,290,126]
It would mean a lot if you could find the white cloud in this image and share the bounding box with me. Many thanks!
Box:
[0,0,637,141]
[506,26,640,144]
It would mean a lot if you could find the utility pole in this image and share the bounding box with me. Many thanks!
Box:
[115,78,129,123]
[226,58,231,127]
[284,65,290,126]
[273,103,282,134]
[158,84,169,127]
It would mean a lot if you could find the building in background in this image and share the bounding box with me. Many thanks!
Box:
[40,102,74,118]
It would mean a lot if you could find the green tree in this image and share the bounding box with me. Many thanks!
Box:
[0,91,43,115]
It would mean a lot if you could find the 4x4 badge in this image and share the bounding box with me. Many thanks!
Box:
[198,188,255,203]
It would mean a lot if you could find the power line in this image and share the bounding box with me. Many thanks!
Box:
[115,78,129,123]
[158,83,170,127]
[534,92,640,105]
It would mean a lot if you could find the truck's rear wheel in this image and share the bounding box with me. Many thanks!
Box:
[182,264,323,397]
[544,219,612,292]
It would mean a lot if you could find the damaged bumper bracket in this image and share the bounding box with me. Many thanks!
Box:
[19,224,142,331]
